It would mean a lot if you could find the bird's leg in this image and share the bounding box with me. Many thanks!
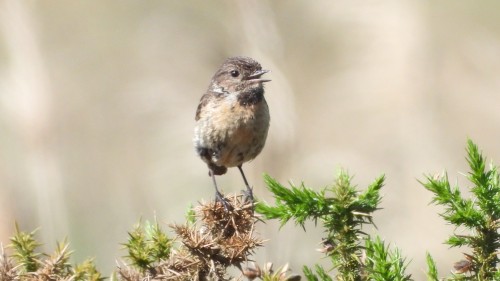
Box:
[238,165,254,203]
[210,170,232,211]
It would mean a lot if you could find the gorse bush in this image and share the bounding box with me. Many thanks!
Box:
[256,170,386,281]
[0,225,102,281]
[421,140,500,280]
[1,139,499,280]
[257,170,414,281]
[118,195,265,280]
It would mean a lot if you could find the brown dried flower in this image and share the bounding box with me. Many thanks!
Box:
[118,194,264,281]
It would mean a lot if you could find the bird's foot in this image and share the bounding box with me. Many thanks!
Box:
[242,186,254,204]
[215,191,233,211]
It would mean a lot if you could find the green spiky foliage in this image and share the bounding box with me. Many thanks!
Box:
[123,220,172,271]
[426,253,439,281]
[9,224,41,273]
[1,225,103,281]
[422,139,500,280]
[257,170,411,281]
[364,237,412,281]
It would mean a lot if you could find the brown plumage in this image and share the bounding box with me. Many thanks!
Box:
[194,56,271,208]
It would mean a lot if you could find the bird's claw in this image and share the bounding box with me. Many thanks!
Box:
[215,191,233,211]
[242,186,254,203]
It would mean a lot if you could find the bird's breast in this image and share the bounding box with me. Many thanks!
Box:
[194,96,270,168]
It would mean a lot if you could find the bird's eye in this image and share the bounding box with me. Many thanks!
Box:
[230,70,240,77]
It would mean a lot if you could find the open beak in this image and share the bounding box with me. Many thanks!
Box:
[246,69,271,83]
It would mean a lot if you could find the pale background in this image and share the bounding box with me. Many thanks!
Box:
[1,1,500,279]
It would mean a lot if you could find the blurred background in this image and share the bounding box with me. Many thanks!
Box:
[1,0,500,279]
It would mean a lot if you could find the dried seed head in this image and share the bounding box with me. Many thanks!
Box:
[453,253,475,274]
[242,263,261,280]
[156,194,264,280]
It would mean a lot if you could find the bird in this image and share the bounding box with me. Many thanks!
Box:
[194,56,271,209]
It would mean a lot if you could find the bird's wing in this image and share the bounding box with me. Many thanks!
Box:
[195,93,212,121]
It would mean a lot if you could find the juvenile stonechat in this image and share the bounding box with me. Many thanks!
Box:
[194,56,271,208]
